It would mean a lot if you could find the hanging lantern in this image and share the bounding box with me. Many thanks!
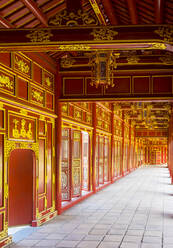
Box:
[90,51,119,88]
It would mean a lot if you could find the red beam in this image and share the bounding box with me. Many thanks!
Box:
[21,0,48,27]
[101,0,118,25]
[0,16,14,28]
[127,0,138,24]
[155,0,164,24]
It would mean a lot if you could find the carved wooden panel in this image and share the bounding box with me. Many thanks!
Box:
[30,86,44,106]
[17,77,28,100]
[38,139,45,194]
[13,53,31,78]
[82,132,89,191]
[63,77,84,96]
[72,130,81,197]
[8,113,36,142]
[61,128,70,201]
[47,123,52,208]
[33,63,42,85]
[43,70,54,92]
[0,69,15,95]
[104,137,109,182]
[0,135,4,208]
[0,110,4,130]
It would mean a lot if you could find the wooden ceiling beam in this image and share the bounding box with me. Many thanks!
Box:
[101,0,118,25]
[89,0,107,25]
[127,0,138,24]
[155,0,164,24]
[20,0,48,27]
[0,16,14,28]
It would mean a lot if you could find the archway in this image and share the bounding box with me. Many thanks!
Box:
[8,149,35,226]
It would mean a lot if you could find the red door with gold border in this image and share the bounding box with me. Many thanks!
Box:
[9,149,34,226]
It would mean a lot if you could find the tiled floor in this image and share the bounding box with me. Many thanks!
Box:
[8,165,173,248]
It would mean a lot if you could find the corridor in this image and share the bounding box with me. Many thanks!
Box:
[10,166,173,248]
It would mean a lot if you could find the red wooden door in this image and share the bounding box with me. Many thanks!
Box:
[9,149,34,226]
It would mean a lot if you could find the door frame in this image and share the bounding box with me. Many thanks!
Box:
[4,138,38,228]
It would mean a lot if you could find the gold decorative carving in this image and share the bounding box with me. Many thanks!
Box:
[49,9,98,26]
[0,74,13,90]
[12,119,33,139]
[62,104,68,113]
[159,54,173,64]
[92,3,100,14]
[61,56,76,68]
[155,26,173,42]
[127,55,140,64]
[45,77,52,87]
[15,56,29,73]
[26,30,53,42]
[58,44,91,51]
[20,109,28,115]
[4,136,39,160]
[91,28,118,40]
[32,90,43,103]
[151,43,166,49]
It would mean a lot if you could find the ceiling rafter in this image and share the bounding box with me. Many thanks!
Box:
[101,0,118,25]
[0,16,14,28]
[127,0,138,24]
[155,0,164,24]
[88,0,107,25]
[20,0,48,27]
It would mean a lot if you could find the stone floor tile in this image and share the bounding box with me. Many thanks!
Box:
[120,242,141,248]
[104,234,124,242]
[16,239,40,246]
[141,243,162,248]
[45,233,67,240]
[89,229,108,235]
[126,229,144,236]
[76,240,101,248]
[56,240,80,247]
[123,235,142,243]
[35,239,60,247]
[142,236,162,244]
[83,235,104,241]
[98,241,120,248]
[64,234,86,241]
[144,230,162,237]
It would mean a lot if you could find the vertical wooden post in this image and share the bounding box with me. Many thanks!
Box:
[161,146,163,164]
[92,103,96,193]
[55,65,62,214]
[121,111,125,176]
[111,104,114,182]
[128,120,131,172]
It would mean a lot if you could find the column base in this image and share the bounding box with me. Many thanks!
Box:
[0,235,12,248]
[32,210,57,227]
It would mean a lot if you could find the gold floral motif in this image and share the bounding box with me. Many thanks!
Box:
[159,54,173,64]
[45,77,52,87]
[91,28,118,40]
[127,55,140,64]
[154,26,173,43]
[15,56,29,73]
[61,56,76,68]
[32,90,44,103]
[49,9,98,26]
[62,104,68,114]
[0,74,13,90]
[12,119,33,140]
[74,110,82,120]
[151,43,166,49]
[58,44,91,51]
[26,30,53,42]
[20,109,28,115]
